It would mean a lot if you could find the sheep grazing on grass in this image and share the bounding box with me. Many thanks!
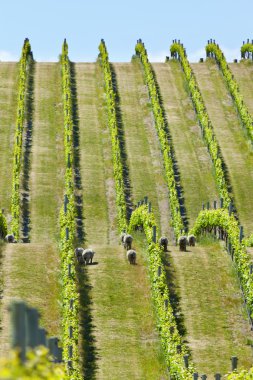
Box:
[187,234,196,247]
[127,249,136,265]
[121,233,133,250]
[5,234,17,243]
[75,247,95,265]
[159,236,168,252]
[178,236,187,252]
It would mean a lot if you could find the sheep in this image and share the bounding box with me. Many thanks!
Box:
[123,234,133,250]
[75,247,95,265]
[178,236,187,252]
[127,249,136,265]
[75,247,84,264]
[187,234,196,247]
[159,236,168,252]
[5,234,17,243]
[82,248,95,265]
[120,232,126,244]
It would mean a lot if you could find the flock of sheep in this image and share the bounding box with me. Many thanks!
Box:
[72,233,196,266]
[4,232,196,266]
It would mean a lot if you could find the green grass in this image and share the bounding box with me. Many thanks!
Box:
[75,62,168,378]
[30,62,65,242]
[193,60,253,236]
[168,239,253,376]
[113,61,173,239]
[152,60,219,227]
[0,63,18,216]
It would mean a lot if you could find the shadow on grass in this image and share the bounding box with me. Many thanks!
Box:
[162,251,187,339]
[110,63,133,221]
[69,62,85,243]
[76,265,99,379]
[21,55,34,243]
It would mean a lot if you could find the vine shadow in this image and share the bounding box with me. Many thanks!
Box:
[110,63,133,221]
[76,265,99,379]
[21,55,34,243]
[69,62,85,243]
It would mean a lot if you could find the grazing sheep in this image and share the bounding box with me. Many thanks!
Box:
[120,232,126,244]
[82,249,95,265]
[178,236,187,252]
[187,235,196,247]
[159,236,168,251]
[75,247,84,264]
[123,234,133,250]
[5,234,17,243]
[127,249,136,265]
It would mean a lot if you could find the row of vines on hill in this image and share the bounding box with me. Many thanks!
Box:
[170,41,232,210]
[129,205,194,378]
[98,39,127,232]
[135,40,184,238]
[206,40,253,143]
[99,39,194,379]
[10,38,33,239]
[60,39,81,380]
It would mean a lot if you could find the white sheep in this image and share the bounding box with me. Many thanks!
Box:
[75,247,95,265]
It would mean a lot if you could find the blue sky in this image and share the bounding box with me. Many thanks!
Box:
[0,0,252,62]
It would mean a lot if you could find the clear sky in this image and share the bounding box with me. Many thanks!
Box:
[0,0,252,62]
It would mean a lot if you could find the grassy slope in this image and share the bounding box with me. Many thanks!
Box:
[152,61,219,227]
[0,63,64,356]
[0,63,18,216]
[229,61,253,116]
[169,239,253,376]
[193,59,253,236]
[149,62,253,374]
[75,62,167,379]
[113,61,172,239]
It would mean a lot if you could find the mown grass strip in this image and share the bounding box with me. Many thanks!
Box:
[129,205,194,379]
[206,40,253,143]
[135,40,184,238]
[60,39,81,380]
[191,208,253,322]
[98,40,128,233]
[170,41,232,210]
[10,38,33,239]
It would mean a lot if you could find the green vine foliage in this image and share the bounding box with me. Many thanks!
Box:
[170,42,231,209]
[190,208,253,318]
[241,42,253,58]
[59,39,81,380]
[206,41,253,142]
[98,39,127,232]
[0,210,7,239]
[135,41,184,238]
[0,348,66,379]
[10,38,33,239]
[129,205,194,379]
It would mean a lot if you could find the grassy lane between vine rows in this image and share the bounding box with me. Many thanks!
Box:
[0,63,64,357]
[0,63,18,217]
[168,237,253,377]
[193,59,253,236]
[229,60,253,118]
[75,62,168,379]
[113,61,172,239]
[152,61,219,228]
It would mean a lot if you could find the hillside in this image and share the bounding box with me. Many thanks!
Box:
[0,53,253,379]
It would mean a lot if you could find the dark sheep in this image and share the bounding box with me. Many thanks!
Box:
[5,234,17,243]
[187,235,196,247]
[123,234,133,250]
[159,236,168,251]
[178,236,187,252]
[127,249,136,264]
